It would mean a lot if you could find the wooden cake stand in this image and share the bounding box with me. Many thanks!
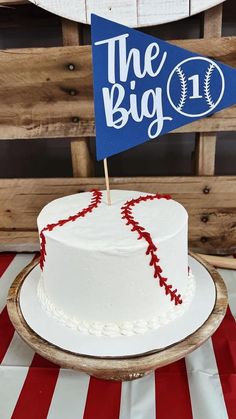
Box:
[7,253,227,381]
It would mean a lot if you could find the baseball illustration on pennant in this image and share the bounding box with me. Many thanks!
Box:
[167,57,225,118]
[92,15,235,159]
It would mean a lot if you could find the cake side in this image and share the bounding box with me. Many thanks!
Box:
[37,270,195,336]
[37,190,194,336]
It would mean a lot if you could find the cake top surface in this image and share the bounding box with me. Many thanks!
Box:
[38,190,188,251]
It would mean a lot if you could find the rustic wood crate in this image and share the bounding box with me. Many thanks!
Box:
[0,1,235,255]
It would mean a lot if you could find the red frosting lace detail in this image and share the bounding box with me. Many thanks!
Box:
[39,189,102,270]
[121,194,183,306]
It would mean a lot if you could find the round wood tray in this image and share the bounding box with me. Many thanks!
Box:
[7,252,227,381]
[28,0,225,27]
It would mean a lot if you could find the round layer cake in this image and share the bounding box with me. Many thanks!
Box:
[37,189,195,336]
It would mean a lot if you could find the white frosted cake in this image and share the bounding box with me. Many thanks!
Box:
[37,189,195,337]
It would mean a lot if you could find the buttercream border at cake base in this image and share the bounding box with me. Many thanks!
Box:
[18,256,216,358]
[37,272,195,337]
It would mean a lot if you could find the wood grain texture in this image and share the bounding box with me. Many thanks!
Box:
[24,0,226,27]
[0,45,93,140]
[0,177,235,254]
[195,5,222,176]
[195,133,217,175]
[61,18,80,46]
[70,138,94,177]
[0,37,236,140]
[190,0,225,16]
[7,252,228,380]
[137,0,189,26]
[61,19,94,177]
[0,0,27,4]
[202,3,223,38]
[0,231,39,251]
[31,0,87,23]
[86,0,138,26]
[197,253,236,270]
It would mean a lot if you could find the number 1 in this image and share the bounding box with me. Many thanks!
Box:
[188,74,202,99]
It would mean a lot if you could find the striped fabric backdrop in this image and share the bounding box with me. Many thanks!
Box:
[0,253,235,419]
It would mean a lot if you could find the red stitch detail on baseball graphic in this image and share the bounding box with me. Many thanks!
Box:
[39,189,102,270]
[121,194,183,306]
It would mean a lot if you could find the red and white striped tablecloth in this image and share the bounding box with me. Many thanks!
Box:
[0,253,235,419]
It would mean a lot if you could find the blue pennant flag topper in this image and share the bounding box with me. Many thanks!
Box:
[91,14,236,160]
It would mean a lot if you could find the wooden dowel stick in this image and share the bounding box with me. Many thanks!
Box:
[197,253,236,270]
[103,158,111,205]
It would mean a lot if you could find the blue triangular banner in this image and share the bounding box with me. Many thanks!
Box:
[91,14,236,160]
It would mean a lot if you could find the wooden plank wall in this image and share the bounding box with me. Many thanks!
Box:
[2,0,224,26]
[25,0,226,26]
[195,5,223,175]
[1,177,235,254]
[0,1,235,255]
[61,19,93,177]
[0,39,236,140]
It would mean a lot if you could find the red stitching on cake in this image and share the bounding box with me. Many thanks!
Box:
[39,189,102,270]
[121,194,183,306]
